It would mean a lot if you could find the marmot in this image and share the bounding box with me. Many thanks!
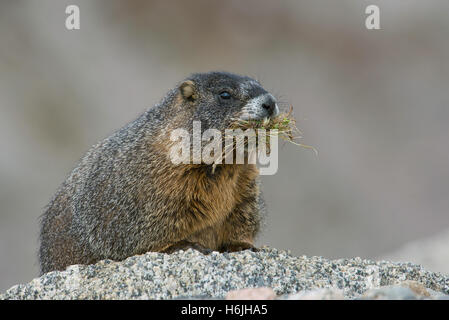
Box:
[39,71,280,274]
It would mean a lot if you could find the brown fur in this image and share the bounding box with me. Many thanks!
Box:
[158,163,260,251]
[39,72,269,274]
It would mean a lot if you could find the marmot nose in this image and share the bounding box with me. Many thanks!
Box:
[261,96,278,117]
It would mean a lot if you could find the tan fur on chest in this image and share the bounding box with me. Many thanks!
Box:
[157,162,258,235]
[150,136,259,249]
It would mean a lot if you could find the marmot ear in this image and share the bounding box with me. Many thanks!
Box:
[180,80,198,103]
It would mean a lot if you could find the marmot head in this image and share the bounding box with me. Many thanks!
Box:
[178,71,279,132]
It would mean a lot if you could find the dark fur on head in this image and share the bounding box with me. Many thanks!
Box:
[39,72,275,274]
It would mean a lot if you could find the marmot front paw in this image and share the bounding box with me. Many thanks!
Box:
[219,241,259,253]
[161,240,213,255]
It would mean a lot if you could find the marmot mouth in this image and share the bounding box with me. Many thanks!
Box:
[228,112,287,132]
[218,107,295,159]
[224,106,316,155]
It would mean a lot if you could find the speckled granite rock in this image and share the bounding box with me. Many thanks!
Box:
[1,247,448,300]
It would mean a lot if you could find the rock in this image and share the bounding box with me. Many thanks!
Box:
[361,286,419,300]
[286,288,344,300]
[1,247,448,300]
[399,280,431,297]
[283,281,444,300]
[226,287,276,300]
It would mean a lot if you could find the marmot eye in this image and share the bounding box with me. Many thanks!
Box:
[219,91,231,100]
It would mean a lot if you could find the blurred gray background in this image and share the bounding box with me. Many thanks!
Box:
[1,0,449,291]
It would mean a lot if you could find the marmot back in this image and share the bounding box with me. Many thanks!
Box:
[39,71,280,274]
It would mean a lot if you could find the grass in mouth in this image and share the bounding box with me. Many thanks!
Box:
[209,106,317,172]
[228,106,317,154]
